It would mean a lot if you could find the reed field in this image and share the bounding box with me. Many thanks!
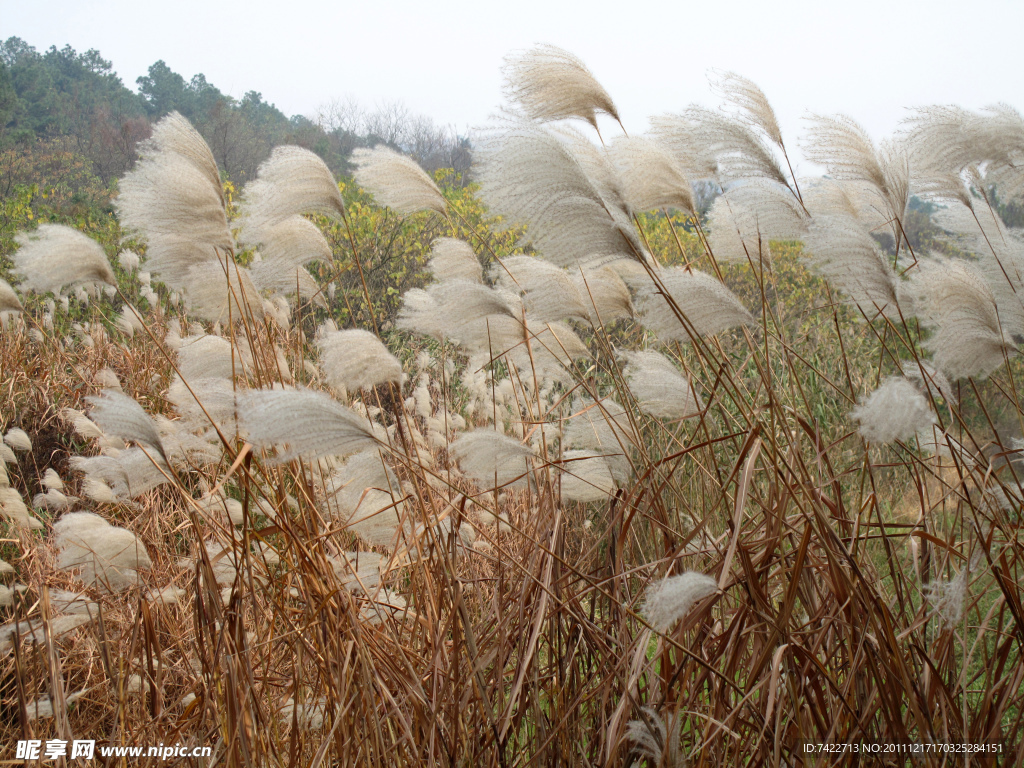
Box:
[1,45,1023,766]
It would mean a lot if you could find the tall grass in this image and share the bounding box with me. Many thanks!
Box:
[1,46,1023,767]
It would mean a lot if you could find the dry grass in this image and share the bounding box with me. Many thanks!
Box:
[1,47,1023,768]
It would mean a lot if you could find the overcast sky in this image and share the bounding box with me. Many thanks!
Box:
[3,0,1021,175]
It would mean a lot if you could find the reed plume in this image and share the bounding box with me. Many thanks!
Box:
[0,279,23,314]
[475,121,643,268]
[502,44,619,129]
[239,389,382,462]
[449,429,535,490]
[642,571,717,632]
[53,511,152,592]
[620,350,702,420]
[13,225,115,295]
[352,146,446,215]
[115,112,232,292]
[912,258,1018,379]
[850,377,936,444]
[428,238,483,283]
[636,267,754,342]
[317,328,404,393]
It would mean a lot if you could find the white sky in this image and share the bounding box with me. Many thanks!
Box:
[3,0,1022,176]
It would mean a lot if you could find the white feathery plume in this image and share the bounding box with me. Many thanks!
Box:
[118,250,141,271]
[43,468,66,491]
[706,181,808,263]
[177,333,250,381]
[329,551,384,593]
[0,488,43,529]
[607,136,696,215]
[352,146,447,216]
[636,267,753,342]
[0,558,12,575]
[922,568,969,631]
[850,377,936,444]
[182,259,264,324]
[398,280,522,354]
[931,205,1024,338]
[620,350,702,420]
[557,450,617,501]
[572,265,634,324]
[900,359,957,405]
[155,415,222,467]
[911,258,1018,379]
[549,123,629,212]
[475,120,643,268]
[427,238,483,283]
[71,448,169,501]
[642,571,718,632]
[167,376,239,436]
[904,104,1024,200]
[86,389,166,461]
[237,146,344,233]
[686,106,792,190]
[1,443,17,466]
[803,114,909,243]
[494,256,589,323]
[508,320,590,384]
[318,327,403,393]
[502,44,619,129]
[32,490,72,510]
[324,450,405,548]
[115,112,232,291]
[564,398,635,484]
[625,709,687,768]
[197,491,244,527]
[711,70,784,147]
[239,388,381,462]
[0,278,23,314]
[803,214,902,319]
[93,367,123,391]
[243,215,333,266]
[54,511,152,592]
[449,429,535,490]
[12,225,115,295]
[249,254,325,307]
[4,428,32,452]
[649,114,720,181]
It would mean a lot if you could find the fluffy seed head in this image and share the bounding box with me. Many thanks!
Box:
[607,136,695,215]
[850,377,936,444]
[803,215,901,319]
[911,258,1018,379]
[239,389,381,462]
[53,511,152,592]
[502,44,619,128]
[115,112,232,292]
[636,267,754,342]
[711,70,784,146]
[317,328,403,393]
[620,350,702,420]
[86,390,167,461]
[557,450,617,501]
[4,428,32,452]
[428,238,483,283]
[13,225,115,295]
[642,571,718,632]
[238,146,344,234]
[475,121,643,268]
[0,279,24,314]
[449,430,535,490]
[352,146,446,215]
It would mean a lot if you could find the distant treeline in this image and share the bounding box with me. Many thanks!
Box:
[0,37,471,191]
